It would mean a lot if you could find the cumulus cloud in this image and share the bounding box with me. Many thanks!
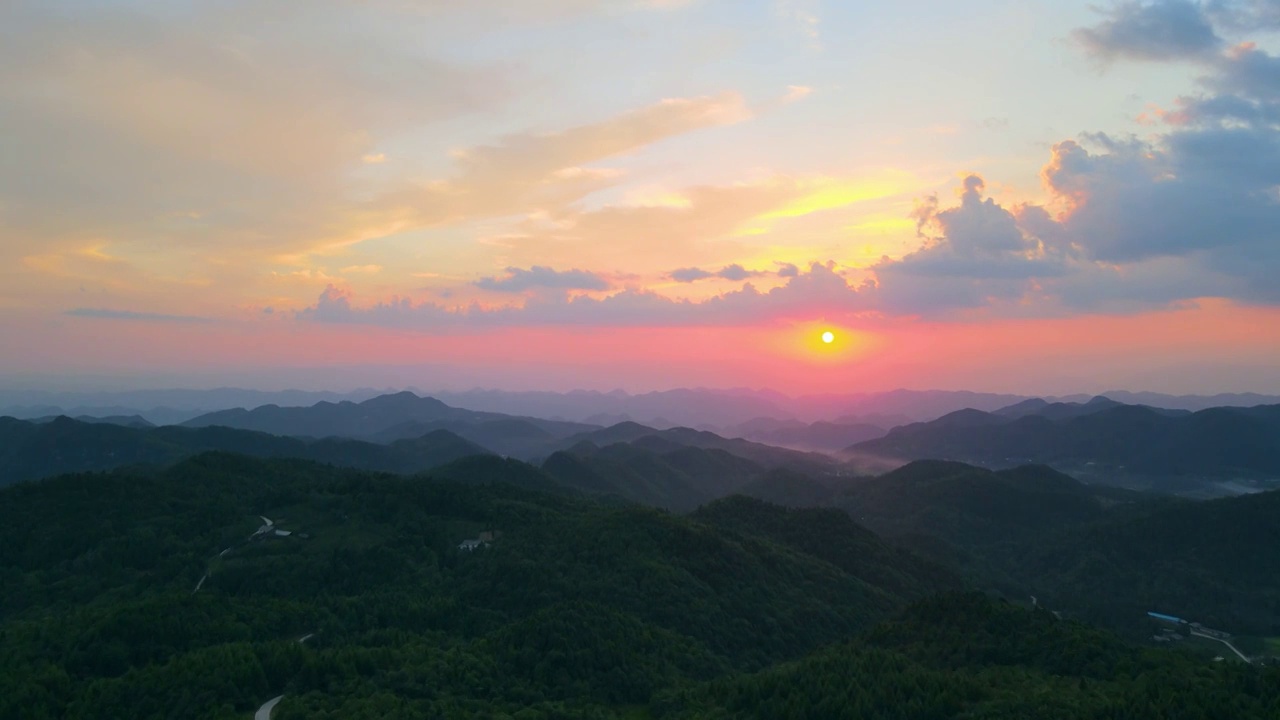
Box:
[291,0,1280,326]
[1152,40,1280,133]
[1040,130,1280,265]
[668,264,771,282]
[299,262,872,328]
[475,266,611,292]
[718,264,758,281]
[888,175,1070,279]
[1022,24,1280,304]
[1074,1,1222,61]
[1203,41,1280,98]
[1054,254,1242,311]
[301,120,1280,326]
[1074,0,1280,63]
[858,177,1070,315]
[669,267,714,282]
[1045,16,1280,302]
[1207,0,1280,31]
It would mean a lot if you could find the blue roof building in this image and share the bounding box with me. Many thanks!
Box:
[1148,611,1183,624]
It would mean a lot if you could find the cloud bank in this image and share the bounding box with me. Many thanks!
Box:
[476,266,611,292]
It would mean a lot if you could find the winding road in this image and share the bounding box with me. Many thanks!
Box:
[254,695,284,720]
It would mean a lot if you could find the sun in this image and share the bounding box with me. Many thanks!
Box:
[821,330,835,344]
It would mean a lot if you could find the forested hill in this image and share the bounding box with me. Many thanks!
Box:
[826,460,1280,636]
[3,453,1278,718]
[0,453,955,719]
[551,422,838,472]
[0,415,491,487]
[850,401,1280,480]
[537,435,839,511]
[660,593,1280,719]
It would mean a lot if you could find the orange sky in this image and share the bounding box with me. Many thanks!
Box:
[2,0,1279,394]
[8,299,1278,395]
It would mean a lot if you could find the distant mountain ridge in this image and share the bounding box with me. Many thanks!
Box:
[8,385,1279,428]
[183,393,847,472]
[2,395,854,505]
[722,417,887,451]
[0,416,492,487]
[850,398,1280,485]
[181,391,598,456]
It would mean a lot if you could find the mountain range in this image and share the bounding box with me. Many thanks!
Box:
[1,393,839,497]
[0,415,492,488]
[850,397,1280,489]
[6,385,1280,428]
[10,390,1280,501]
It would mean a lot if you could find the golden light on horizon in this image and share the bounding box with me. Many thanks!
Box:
[759,321,881,366]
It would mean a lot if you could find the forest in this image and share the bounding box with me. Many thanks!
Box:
[2,452,1279,718]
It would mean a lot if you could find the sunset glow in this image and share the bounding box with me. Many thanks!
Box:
[1,0,1278,396]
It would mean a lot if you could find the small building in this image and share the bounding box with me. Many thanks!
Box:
[1148,612,1183,625]
[458,539,484,551]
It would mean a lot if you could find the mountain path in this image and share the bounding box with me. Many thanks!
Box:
[254,695,284,720]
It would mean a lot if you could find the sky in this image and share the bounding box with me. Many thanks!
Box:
[2,0,1280,395]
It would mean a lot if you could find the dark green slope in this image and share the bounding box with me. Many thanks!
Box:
[832,460,1280,635]
[834,460,1115,545]
[0,416,492,486]
[5,454,1278,719]
[540,441,766,510]
[557,421,837,474]
[851,403,1280,479]
[659,593,1280,720]
[374,416,596,458]
[428,454,566,493]
[692,496,962,600]
[1019,486,1280,633]
[735,467,836,507]
[0,453,952,720]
